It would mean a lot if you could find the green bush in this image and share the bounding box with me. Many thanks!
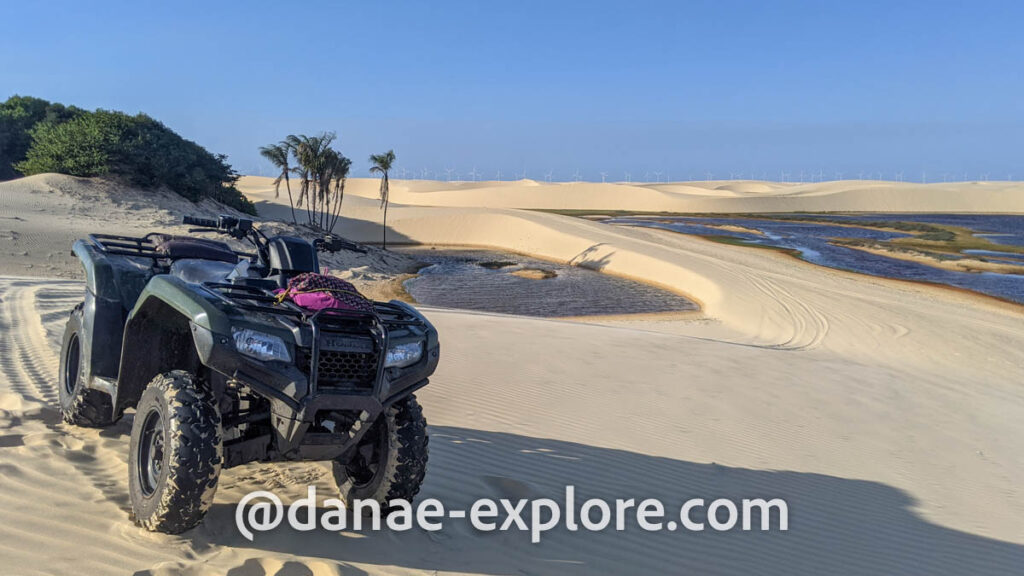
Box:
[2,96,255,215]
[0,95,81,179]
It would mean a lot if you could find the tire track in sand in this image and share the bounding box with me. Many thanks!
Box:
[0,278,187,574]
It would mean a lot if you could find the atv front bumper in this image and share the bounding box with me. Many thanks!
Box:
[192,313,439,465]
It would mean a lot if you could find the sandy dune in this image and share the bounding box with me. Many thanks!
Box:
[0,174,1022,574]
[244,175,1024,213]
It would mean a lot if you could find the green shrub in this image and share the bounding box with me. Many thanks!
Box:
[3,96,255,215]
[0,95,81,179]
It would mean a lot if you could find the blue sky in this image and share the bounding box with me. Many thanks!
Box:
[2,0,1022,182]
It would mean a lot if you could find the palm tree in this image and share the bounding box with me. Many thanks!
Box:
[284,132,336,227]
[264,133,352,232]
[258,142,297,223]
[369,150,396,250]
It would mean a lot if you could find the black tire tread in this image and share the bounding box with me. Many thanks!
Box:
[335,394,429,511]
[59,303,115,427]
[129,370,222,534]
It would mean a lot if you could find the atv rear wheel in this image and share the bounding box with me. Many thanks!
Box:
[334,394,429,513]
[58,303,114,427]
[128,371,222,533]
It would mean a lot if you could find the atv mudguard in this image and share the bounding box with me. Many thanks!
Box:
[70,240,155,400]
[72,239,238,419]
[112,274,232,417]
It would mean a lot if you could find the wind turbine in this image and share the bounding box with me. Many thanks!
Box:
[653,171,662,183]
[599,171,607,183]
[467,166,479,181]
[624,171,631,183]
[495,169,502,181]
[573,169,582,182]
[444,167,454,182]
[545,170,553,182]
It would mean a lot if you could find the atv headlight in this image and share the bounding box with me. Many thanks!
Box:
[385,341,423,368]
[232,328,291,363]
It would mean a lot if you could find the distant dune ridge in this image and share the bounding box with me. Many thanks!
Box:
[0,173,1021,574]
[263,175,1024,213]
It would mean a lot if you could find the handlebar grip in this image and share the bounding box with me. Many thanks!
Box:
[182,215,219,228]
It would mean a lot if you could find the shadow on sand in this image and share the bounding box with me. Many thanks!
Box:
[167,426,1022,576]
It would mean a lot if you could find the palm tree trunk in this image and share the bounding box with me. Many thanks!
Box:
[320,186,326,230]
[329,180,345,232]
[306,181,314,226]
[284,174,296,224]
[382,200,388,250]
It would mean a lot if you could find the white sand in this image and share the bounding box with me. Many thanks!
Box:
[253,175,1024,213]
[0,174,1021,575]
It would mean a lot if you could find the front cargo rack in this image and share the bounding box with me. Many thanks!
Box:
[201,281,429,396]
[201,282,306,317]
[200,281,428,328]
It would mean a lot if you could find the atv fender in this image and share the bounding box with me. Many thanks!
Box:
[70,240,152,403]
[113,275,230,417]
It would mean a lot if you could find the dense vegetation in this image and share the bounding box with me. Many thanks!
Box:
[0,96,82,180]
[0,95,254,214]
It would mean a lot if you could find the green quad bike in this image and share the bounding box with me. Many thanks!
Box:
[58,215,439,533]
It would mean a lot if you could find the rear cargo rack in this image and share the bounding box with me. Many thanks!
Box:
[87,234,162,259]
[88,233,255,261]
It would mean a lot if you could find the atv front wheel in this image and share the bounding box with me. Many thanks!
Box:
[334,394,429,512]
[58,303,114,427]
[128,371,222,533]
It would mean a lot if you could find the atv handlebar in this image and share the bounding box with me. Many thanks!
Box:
[183,215,220,228]
[183,215,254,236]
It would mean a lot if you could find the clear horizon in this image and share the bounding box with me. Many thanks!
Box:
[3,0,1022,182]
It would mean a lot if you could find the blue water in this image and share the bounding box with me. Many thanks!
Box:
[606,214,1024,304]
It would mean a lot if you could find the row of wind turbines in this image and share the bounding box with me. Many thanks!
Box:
[392,168,1016,184]
[252,164,1013,184]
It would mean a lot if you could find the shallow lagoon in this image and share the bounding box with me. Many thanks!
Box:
[606,214,1024,304]
[397,248,697,317]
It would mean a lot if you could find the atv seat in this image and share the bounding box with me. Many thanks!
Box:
[170,259,237,284]
[152,235,239,263]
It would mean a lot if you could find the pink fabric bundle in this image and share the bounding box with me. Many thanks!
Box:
[274,273,374,313]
